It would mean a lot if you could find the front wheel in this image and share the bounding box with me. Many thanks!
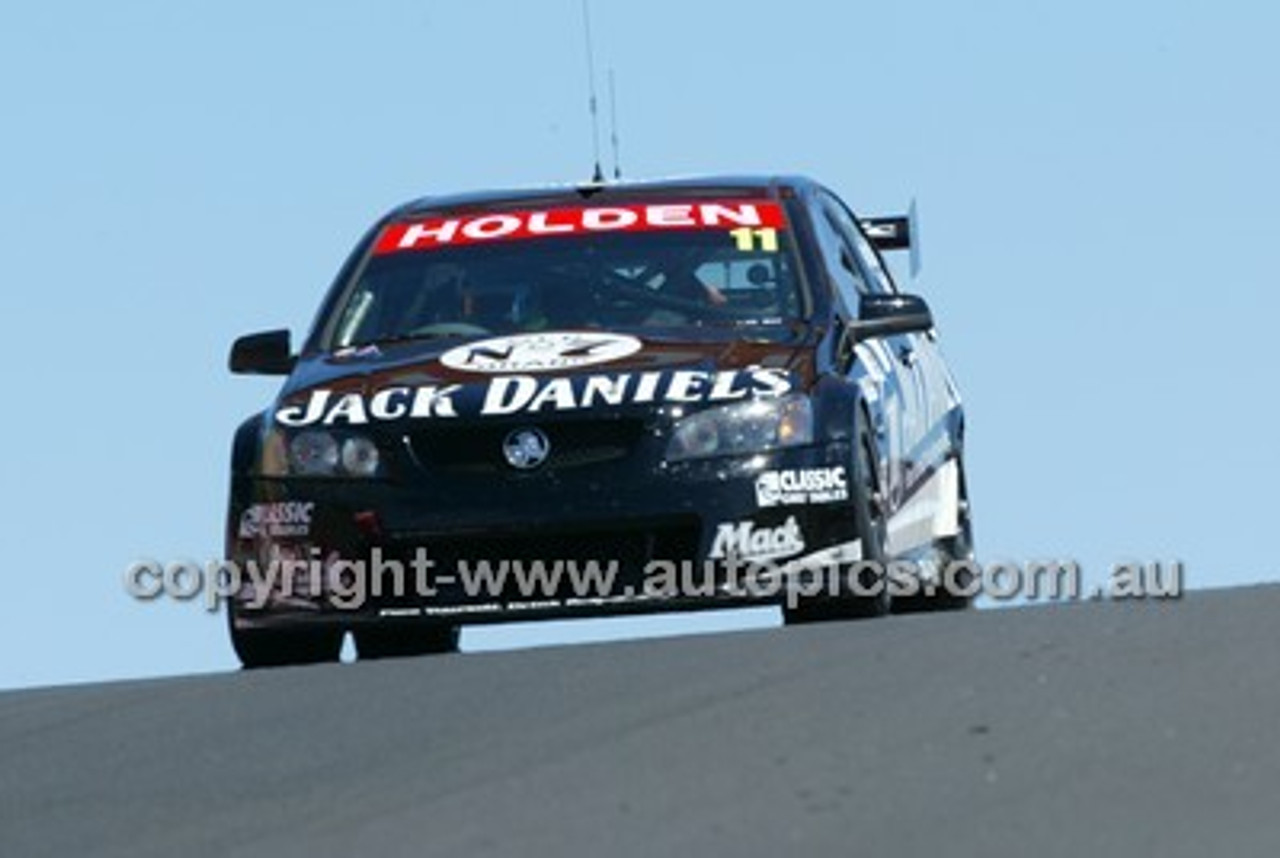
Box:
[784,413,890,624]
[230,624,343,669]
[354,625,459,660]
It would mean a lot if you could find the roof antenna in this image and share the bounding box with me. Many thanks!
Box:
[581,0,604,183]
[608,68,622,179]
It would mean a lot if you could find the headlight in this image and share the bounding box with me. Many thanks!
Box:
[340,436,381,477]
[290,431,341,475]
[260,428,381,478]
[666,394,813,462]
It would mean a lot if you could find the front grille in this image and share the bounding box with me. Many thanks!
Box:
[405,418,648,474]
[383,518,700,606]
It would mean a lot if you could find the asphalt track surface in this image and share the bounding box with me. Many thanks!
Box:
[3,586,1279,857]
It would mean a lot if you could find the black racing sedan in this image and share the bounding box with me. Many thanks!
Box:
[225,175,973,667]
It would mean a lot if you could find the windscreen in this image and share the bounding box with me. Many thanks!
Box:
[327,199,803,350]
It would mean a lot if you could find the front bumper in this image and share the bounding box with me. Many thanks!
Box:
[227,442,859,630]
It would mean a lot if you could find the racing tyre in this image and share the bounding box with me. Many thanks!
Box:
[354,625,460,660]
[784,410,890,624]
[231,626,344,669]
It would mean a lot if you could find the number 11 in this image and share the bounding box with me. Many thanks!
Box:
[729,227,779,252]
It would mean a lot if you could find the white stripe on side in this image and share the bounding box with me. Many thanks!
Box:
[885,457,960,556]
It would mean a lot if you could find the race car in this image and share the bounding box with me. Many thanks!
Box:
[225,175,973,667]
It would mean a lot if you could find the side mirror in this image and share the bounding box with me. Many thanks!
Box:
[229,329,295,375]
[848,293,934,340]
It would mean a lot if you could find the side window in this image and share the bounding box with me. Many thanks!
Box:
[821,192,897,296]
[806,196,867,318]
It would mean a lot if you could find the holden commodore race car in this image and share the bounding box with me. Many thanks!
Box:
[225,175,973,667]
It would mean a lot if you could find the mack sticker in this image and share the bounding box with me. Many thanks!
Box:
[755,467,849,508]
[709,515,805,562]
[239,502,315,539]
[374,200,787,255]
[439,332,642,374]
[275,367,793,427]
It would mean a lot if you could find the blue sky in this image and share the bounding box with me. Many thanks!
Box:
[1,1,1276,690]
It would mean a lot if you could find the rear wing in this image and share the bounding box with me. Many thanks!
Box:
[860,216,911,250]
[860,199,922,277]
